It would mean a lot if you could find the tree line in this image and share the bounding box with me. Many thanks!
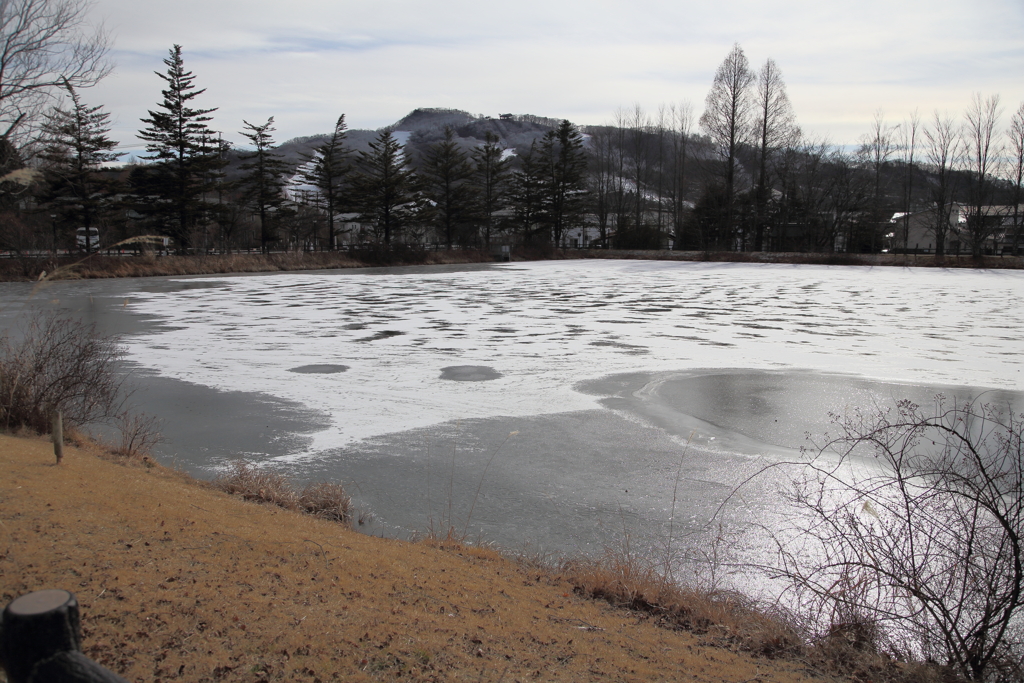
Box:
[0,5,1021,258]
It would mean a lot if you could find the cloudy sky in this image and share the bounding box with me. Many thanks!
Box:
[86,0,1024,154]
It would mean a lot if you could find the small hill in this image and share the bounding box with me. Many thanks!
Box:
[270,109,562,172]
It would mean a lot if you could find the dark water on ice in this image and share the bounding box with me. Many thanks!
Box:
[277,369,1022,560]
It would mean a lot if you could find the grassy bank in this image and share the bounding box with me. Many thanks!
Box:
[2,247,1021,282]
[569,249,1024,269]
[0,432,842,683]
[0,248,497,282]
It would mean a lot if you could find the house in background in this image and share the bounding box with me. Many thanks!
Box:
[887,205,1024,255]
[885,208,960,254]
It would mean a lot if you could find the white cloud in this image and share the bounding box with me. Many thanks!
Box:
[86,0,1024,152]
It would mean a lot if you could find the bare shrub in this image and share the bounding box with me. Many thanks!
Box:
[299,481,351,523]
[213,460,298,510]
[111,411,162,459]
[0,312,123,433]
[214,460,354,526]
[767,398,1023,682]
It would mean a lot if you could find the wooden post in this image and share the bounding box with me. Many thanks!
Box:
[0,590,129,683]
[52,410,64,464]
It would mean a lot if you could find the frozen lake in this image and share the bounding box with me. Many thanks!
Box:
[3,260,1023,569]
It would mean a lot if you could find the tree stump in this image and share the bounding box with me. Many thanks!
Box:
[0,590,128,682]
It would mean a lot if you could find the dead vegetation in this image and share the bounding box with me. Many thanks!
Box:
[4,247,1020,284]
[556,547,801,658]
[1,433,830,683]
[0,312,162,462]
[214,459,352,525]
[551,544,964,683]
[0,247,497,282]
[572,249,1024,269]
[0,312,124,433]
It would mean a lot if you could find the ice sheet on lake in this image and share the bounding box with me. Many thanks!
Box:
[116,260,1024,458]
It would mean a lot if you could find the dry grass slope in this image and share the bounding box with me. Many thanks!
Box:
[1,433,840,683]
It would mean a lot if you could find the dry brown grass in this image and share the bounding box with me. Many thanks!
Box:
[297,482,352,523]
[4,248,1020,283]
[213,460,352,526]
[0,248,498,282]
[1,432,836,683]
[556,547,802,659]
[550,546,965,683]
[567,249,1024,269]
[214,459,300,510]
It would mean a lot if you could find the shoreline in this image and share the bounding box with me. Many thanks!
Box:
[0,431,829,683]
[1,248,1021,282]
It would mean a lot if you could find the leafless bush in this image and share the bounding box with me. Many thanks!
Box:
[766,398,1023,682]
[111,411,163,459]
[0,312,124,433]
[299,481,351,523]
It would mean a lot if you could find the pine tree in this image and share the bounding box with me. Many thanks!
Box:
[351,128,415,246]
[299,114,351,249]
[136,44,219,252]
[420,126,476,248]
[509,141,544,242]
[39,82,122,253]
[540,120,588,246]
[472,131,509,249]
[238,117,290,253]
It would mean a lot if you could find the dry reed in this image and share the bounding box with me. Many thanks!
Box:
[214,459,352,525]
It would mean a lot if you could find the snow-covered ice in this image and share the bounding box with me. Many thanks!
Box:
[114,260,1024,460]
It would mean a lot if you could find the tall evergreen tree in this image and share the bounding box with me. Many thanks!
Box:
[299,114,351,250]
[472,131,509,249]
[38,82,122,253]
[136,44,219,252]
[420,125,476,248]
[238,117,289,253]
[509,141,544,242]
[539,120,588,247]
[351,128,415,246]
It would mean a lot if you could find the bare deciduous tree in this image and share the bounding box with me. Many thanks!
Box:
[0,312,124,432]
[668,100,693,250]
[767,398,1023,682]
[751,58,799,252]
[895,110,920,253]
[585,124,615,247]
[627,104,651,234]
[0,0,110,141]
[925,110,962,257]
[858,109,895,253]
[1008,102,1024,254]
[962,93,1003,257]
[700,43,754,247]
